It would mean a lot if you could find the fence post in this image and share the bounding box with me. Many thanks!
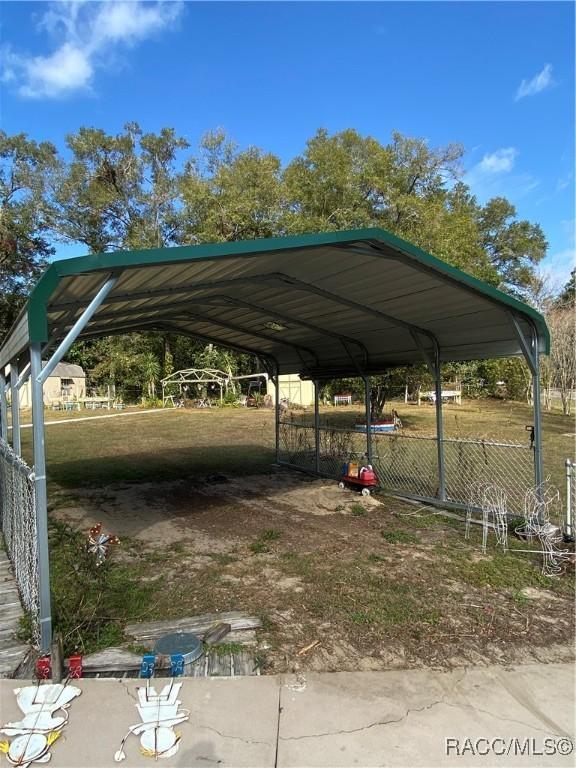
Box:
[531,327,544,493]
[0,370,7,443]
[30,341,52,653]
[364,376,372,463]
[434,345,446,501]
[10,360,21,456]
[565,459,574,542]
[314,380,320,473]
[274,366,280,463]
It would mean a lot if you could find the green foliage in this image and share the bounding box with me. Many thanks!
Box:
[3,124,551,402]
[250,528,282,553]
[381,530,420,544]
[350,503,366,516]
[558,268,575,307]
[48,520,155,656]
[0,131,58,339]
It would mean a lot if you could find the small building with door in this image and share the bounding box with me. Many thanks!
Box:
[266,373,315,407]
[18,362,86,408]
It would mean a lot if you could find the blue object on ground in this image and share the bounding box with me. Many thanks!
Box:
[140,653,156,678]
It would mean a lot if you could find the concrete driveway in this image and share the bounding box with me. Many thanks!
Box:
[0,663,573,767]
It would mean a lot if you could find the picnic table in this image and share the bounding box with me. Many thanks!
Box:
[79,397,113,410]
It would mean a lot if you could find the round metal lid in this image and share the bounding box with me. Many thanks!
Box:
[154,632,203,663]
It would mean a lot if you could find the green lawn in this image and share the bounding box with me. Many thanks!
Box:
[11,400,571,664]
[14,399,574,498]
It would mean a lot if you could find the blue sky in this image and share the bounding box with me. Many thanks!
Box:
[1,1,574,287]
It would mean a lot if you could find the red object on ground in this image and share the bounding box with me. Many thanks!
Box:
[36,656,51,680]
[340,471,378,488]
[68,655,83,679]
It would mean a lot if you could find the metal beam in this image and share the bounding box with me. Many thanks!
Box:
[314,380,321,473]
[48,271,436,342]
[75,310,312,367]
[274,363,281,463]
[10,361,21,455]
[30,341,52,652]
[508,313,536,373]
[0,370,7,442]
[177,311,320,368]
[409,330,435,376]
[531,324,543,491]
[39,275,119,385]
[193,295,370,370]
[433,341,446,501]
[509,313,544,493]
[364,376,373,463]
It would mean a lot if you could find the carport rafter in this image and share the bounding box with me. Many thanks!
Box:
[46,271,438,349]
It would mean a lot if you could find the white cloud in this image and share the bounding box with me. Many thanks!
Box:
[515,64,555,101]
[465,147,540,203]
[538,248,575,288]
[1,1,183,99]
[477,147,517,174]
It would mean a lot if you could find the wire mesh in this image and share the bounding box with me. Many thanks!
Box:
[0,437,39,643]
[279,421,535,514]
[443,438,534,516]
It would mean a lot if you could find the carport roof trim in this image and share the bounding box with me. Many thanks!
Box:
[4,226,549,359]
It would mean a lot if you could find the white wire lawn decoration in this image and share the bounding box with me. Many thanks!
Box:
[516,484,569,577]
[114,679,189,762]
[465,481,508,552]
[0,681,81,767]
[465,480,571,577]
[87,523,119,566]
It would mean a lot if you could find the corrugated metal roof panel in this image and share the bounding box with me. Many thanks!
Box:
[0,229,548,374]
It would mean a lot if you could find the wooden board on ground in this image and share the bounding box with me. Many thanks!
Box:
[69,645,260,677]
[125,611,261,643]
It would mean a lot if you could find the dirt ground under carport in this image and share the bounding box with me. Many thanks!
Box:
[51,468,575,673]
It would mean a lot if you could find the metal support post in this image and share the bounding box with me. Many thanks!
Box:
[434,345,446,501]
[30,341,52,652]
[364,376,372,463]
[0,370,7,442]
[565,459,574,541]
[10,360,21,455]
[314,380,320,473]
[531,326,544,492]
[39,275,118,384]
[274,366,280,463]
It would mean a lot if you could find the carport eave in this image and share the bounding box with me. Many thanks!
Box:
[0,227,550,368]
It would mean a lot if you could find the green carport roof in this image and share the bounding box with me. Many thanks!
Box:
[0,227,549,376]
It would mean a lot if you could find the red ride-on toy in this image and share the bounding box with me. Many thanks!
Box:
[338,460,378,496]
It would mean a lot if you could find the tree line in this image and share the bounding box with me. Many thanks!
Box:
[1,125,574,412]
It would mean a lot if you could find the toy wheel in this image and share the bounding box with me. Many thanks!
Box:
[338,481,345,489]
[361,487,371,497]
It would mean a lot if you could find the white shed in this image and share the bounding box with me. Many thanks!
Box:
[266,373,314,407]
[18,362,86,408]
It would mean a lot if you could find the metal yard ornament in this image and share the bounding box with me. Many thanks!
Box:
[0,681,81,767]
[114,679,189,762]
[87,523,119,565]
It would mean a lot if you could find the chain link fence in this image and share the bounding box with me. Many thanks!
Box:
[279,420,535,515]
[0,437,39,643]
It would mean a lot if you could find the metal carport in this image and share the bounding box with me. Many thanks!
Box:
[0,227,549,651]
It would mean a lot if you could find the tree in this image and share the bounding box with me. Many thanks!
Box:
[52,123,188,252]
[283,128,382,232]
[0,132,58,339]
[140,352,161,400]
[180,130,284,243]
[558,268,575,308]
[477,198,547,299]
[547,308,576,416]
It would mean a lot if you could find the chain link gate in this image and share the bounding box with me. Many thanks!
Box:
[279,420,535,515]
[0,437,39,644]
